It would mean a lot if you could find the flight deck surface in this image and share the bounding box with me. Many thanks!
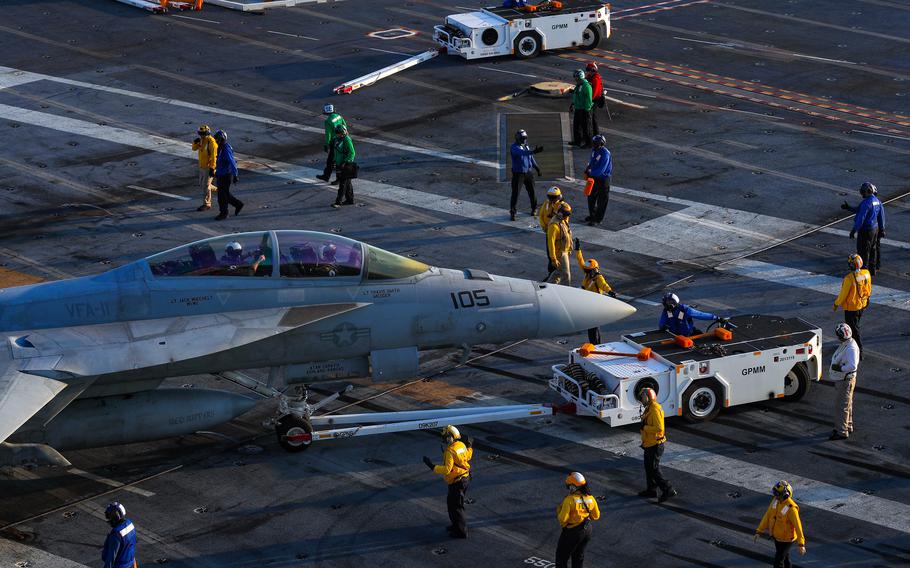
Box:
[1,0,909,567]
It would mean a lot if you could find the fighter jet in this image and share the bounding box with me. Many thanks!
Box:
[0,230,635,465]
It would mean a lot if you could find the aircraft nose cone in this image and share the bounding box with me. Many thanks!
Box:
[538,283,636,336]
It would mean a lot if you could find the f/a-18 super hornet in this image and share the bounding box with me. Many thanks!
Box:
[0,230,635,465]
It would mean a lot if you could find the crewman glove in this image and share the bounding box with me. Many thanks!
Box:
[323,145,329,153]
[849,230,855,239]
[880,230,886,238]
[832,363,843,372]
[534,166,542,177]
[193,137,200,144]
[422,456,434,470]
[233,175,239,183]
[465,436,474,449]
[533,145,544,154]
[608,291,617,298]
[208,168,215,177]
[574,238,581,251]
[840,201,851,211]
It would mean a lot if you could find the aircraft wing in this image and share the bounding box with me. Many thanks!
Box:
[0,369,68,444]
[2,303,368,444]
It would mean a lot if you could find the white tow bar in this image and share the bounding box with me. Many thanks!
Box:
[286,403,567,444]
[334,48,444,95]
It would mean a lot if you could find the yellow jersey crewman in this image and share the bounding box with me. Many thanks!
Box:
[423,425,473,539]
[555,472,600,568]
[546,202,574,285]
[833,253,871,356]
[573,237,617,344]
[755,480,806,567]
[191,124,218,212]
[539,186,565,279]
[638,387,677,503]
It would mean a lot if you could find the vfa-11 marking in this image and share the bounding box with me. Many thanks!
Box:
[0,230,635,465]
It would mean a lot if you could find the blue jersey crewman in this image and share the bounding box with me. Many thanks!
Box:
[509,129,543,221]
[842,181,885,274]
[102,502,137,568]
[658,292,723,336]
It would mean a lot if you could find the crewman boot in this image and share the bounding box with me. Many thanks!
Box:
[637,489,657,498]
[214,213,227,221]
[658,488,678,503]
[510,211,516,221]
[331,179,340,185]
[829,431,848,440]
[316,174,330,182]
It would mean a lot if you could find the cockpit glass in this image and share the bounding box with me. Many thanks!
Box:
[276,231,363,278]
[147,232,274,277]
[366,246,430,280]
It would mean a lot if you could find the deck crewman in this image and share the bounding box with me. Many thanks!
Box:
[317,104,346,184]
[424,425,473,538]
[828,323,860,441]
[754,481,806,567]
[102,502,137,568]
[638,387,677,503]
[842,181,885,275]
[555,472,600,568]
[509,129,543,221]
[574,237,616,344]
[833,253,871,356]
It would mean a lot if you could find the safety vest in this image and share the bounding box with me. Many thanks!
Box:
[557,493,600,528]
[436,441,472,484]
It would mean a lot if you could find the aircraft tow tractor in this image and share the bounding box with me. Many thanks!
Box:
[549,315,822,426]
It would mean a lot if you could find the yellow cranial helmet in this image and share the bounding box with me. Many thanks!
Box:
[441,425,461,441]
[772,480,792,500]
[565,472,586,487]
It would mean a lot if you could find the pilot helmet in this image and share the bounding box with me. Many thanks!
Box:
[225,241,242,256]
[321,243,337,260]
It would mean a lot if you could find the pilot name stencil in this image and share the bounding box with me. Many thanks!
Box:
[65,301,111,319]
[364,287,401,299]
[320,322,370,347]
[169,295,213,307]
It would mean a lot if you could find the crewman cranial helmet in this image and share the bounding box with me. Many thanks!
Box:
[515,129,528,143]
[213,130,227,142]
[592,134,606,148]
[772,480,792,500]
[441,425,461,442]
[585,62,598,73]
[662,292,680,311]
[547,186,562,199]
[583,258,599,271]
[574,69,586,81]
[565,471,586,489]
[835,322,852,341]
[848,253,863,270]
[860,181,877,197]
[105,502,126,525]
[638,387,657,405]
[225,241,242,256]
[198,124,211,135]
[334,124,347,135]
[323,103,334,114]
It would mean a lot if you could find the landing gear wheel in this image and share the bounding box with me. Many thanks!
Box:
[579,24,601,51]
[276,415,313,452]
[681,379,722,423]
[783,362,810,401]
[514,32,542,59]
